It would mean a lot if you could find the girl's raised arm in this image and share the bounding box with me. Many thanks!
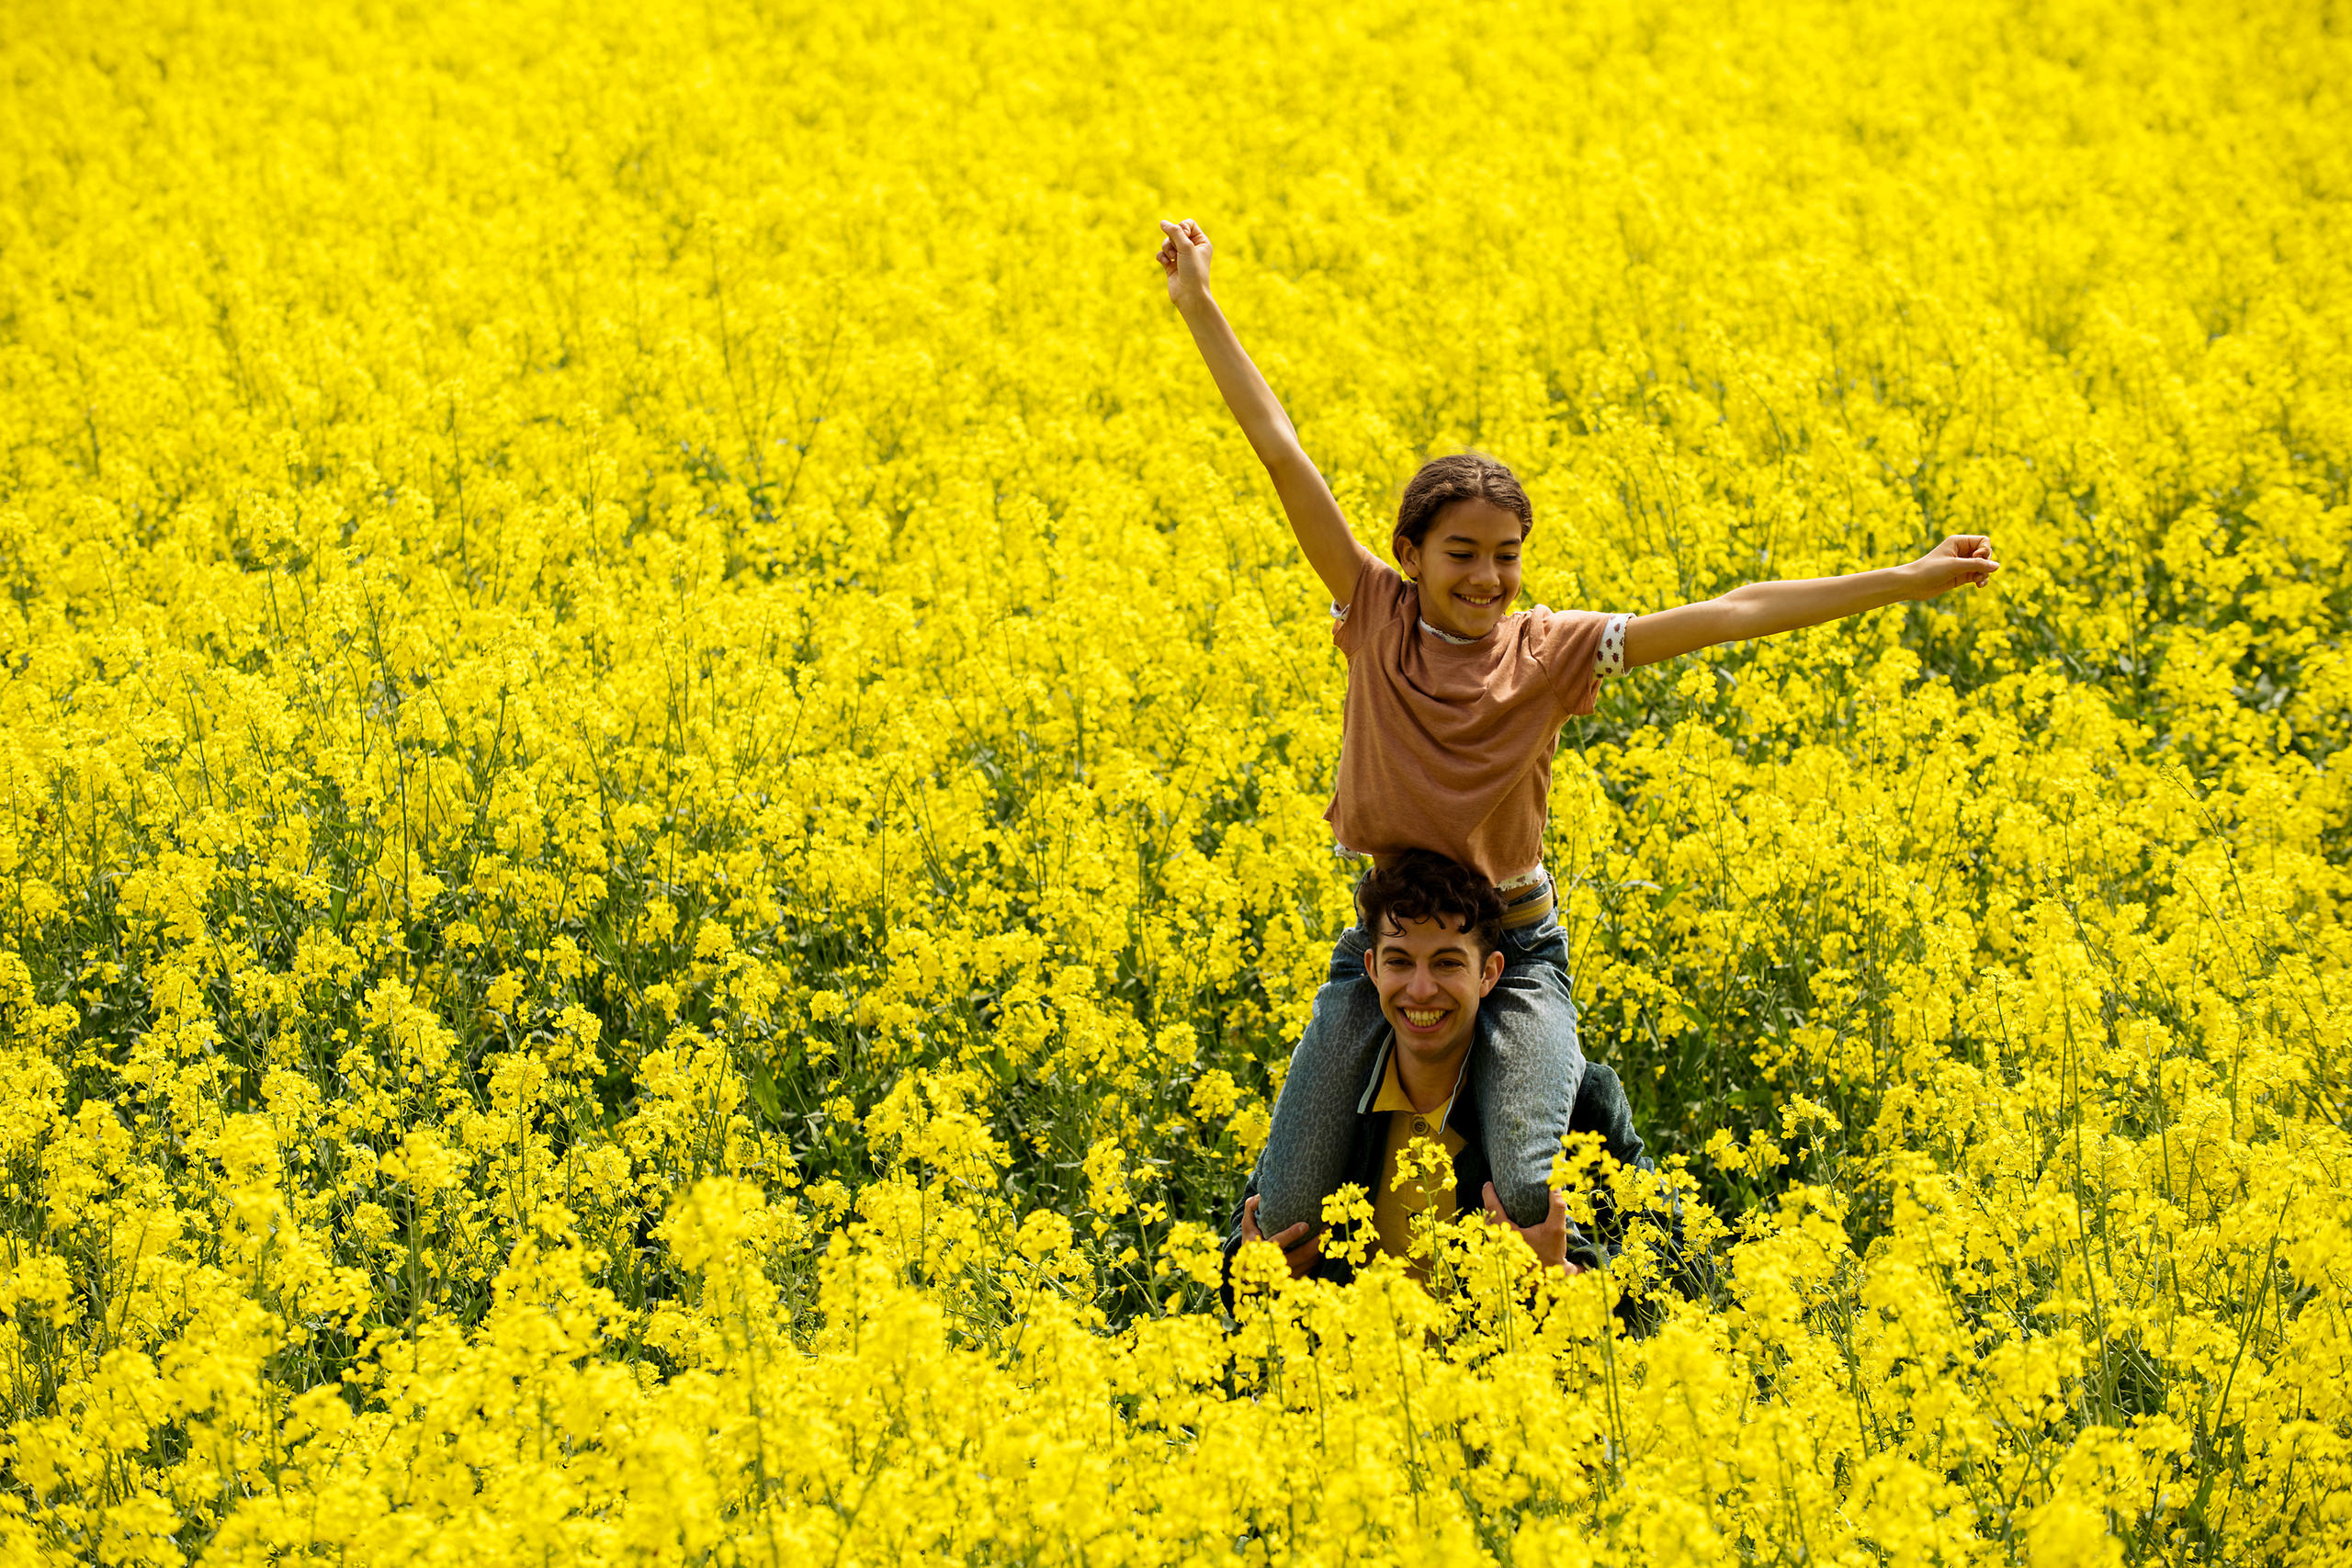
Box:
[1159,219,1375,607]
[1620,536,2003,669]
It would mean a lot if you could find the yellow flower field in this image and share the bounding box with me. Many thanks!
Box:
[3,0,2347,1560]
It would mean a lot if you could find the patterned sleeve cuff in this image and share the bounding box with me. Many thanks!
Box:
[1596,613,1631,679]
[1331,601,1350,623]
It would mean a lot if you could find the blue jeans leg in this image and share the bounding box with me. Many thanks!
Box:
[1249,925,1383,1236]
[1475,914,1589,1228]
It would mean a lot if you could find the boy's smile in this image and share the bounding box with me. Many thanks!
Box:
[1396,498,1526,640]
[1364,913,1507,1108]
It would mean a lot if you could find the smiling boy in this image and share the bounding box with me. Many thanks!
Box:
[1225,851,1659,1286]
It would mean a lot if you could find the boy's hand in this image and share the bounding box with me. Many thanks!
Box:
[1906,535,2003,598]
[1482,1182,1585,1276]
[1157,218,1213,310]
[1240,1194,1319,1280]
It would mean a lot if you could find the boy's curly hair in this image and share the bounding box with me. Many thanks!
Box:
[1393,452,1534,554]
[1356,850,1505,954]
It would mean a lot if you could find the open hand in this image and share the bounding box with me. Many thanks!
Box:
[1482,1182,1584,1276]
[1156,218,1213,308]
[1907,535,2002,598]
[1240,1193,1319,1280]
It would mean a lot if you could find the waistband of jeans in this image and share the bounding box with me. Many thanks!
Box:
[1345,852,1555,930]
[1497,871,1555,931]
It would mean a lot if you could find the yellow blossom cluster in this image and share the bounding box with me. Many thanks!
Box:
[2,0,2347,1561]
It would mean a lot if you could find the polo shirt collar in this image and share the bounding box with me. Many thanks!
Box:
[1358,1031,1473,1134]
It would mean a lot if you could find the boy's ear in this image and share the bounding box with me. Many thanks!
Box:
[1479,949,1505,995]
[1393,534,1419,578]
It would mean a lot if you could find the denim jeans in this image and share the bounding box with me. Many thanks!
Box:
[1250,908,1588,1233]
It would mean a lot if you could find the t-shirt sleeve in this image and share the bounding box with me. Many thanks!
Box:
[1527,606,1612,715]
[1332,557,1408,657]
[1596,613,1633,679]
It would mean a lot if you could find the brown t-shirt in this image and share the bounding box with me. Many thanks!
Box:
[1327,558,1611,884]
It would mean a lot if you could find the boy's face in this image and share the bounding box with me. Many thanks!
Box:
[1396,498,1525,639]
[1363,913,1506,1070]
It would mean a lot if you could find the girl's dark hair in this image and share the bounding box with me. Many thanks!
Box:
[1393,452,1534,555]
[1357,850,1505,954]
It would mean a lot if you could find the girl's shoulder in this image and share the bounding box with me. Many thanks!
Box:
[1511,604,1623,714]
[1515,602,1609,641]
[1333,559,1412,645]
[1357,558,1410,608]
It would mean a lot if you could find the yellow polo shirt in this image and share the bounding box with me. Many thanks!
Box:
[1370,1043,1470,1265]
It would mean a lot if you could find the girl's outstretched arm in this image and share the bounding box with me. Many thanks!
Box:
[1621,536,2002,669]
[1159,218,1375,606]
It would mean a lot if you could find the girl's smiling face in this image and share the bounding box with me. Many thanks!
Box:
[1395,498,1526,639]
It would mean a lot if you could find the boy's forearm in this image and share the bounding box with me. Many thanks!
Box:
[1176,293,1307,468]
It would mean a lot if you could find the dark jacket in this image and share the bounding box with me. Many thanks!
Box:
[1220,1047,1672,1300]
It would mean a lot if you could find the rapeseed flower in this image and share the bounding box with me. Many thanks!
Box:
[0,0,2346,1561]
